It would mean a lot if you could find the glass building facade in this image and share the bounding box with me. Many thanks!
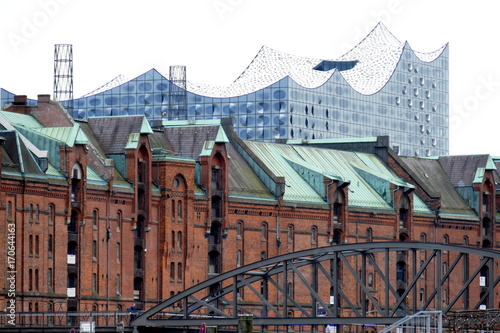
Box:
[0,24,449,156]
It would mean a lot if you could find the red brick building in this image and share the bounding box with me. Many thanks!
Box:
[0,95,498,316]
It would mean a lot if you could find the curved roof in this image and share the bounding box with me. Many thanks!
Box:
[186,23,447,97]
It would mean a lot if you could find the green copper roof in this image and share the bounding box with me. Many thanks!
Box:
[0,111,43,128]
[86,166,106,184]
[32,124,89,147]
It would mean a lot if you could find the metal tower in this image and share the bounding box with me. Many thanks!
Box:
[53,44,73,111]
[168,65,187,120]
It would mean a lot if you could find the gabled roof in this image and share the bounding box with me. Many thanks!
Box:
[242,140,424,210]
[401,156,476,217]
[438,155,498,187]
[88,116,152,154]
[163,120,228,159]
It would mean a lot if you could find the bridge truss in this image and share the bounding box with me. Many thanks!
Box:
[132,242,500,330]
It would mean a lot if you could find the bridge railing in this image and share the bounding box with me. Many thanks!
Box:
[0,311,141,328]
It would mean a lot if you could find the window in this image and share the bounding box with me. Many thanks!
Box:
[29,269,33,291]
[177,201,182,221]
[368,273,374,288]
[287,225,294,243]
[7,201,12,220]
[236,221,243,239]
[311,226,318,245]
[29,235,33,256]
[92,210,98,228]
[177,231,182,251]
[442,235,449,244]
[366,228,373,242]
[48,204,55,225]
[116,243,121,264]
[177,262,182,281]
[116,274,121,295]
[92,240,97,261]
[236,250,242,267]
[171,231,175,251]
[48,268,53,290]
[48,234,53,256]
[170,262,175,280]
[29,204,34,223]
[35,235,39,257]
[261,223,268,241]
[35,269,39,291]
[92,273,97,294]
[171,199,176,221]
[35,205,39,223]
[116,211,121,232]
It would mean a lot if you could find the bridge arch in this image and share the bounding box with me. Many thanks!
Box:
[132,242,500,329]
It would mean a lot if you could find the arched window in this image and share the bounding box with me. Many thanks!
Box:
[48,204,55,225]
[29,269,33,291]
[29,204,34,223]
[47,234,54,258]
[170,262,175,280]
[261,222,268,241]
[368,273,374,288]
[366,228,373,242]
[7,201,12,220]
[116,211,122,232]
[29,235,33,256]
[287,225,294,243]
[177,231,182,250]
[311,226,318,245]
[236,221,243,239]
[442,234,449,244]
[177,262,182,281]
[177,201,183,221]
[332,229,342,245]
[35,235,39,256]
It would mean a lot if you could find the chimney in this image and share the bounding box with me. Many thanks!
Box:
[13,95,27,105]
[38,94,51,103]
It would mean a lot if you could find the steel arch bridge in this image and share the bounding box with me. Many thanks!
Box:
[132,242,500,329]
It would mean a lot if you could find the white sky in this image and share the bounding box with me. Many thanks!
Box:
[1,0,499,156]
